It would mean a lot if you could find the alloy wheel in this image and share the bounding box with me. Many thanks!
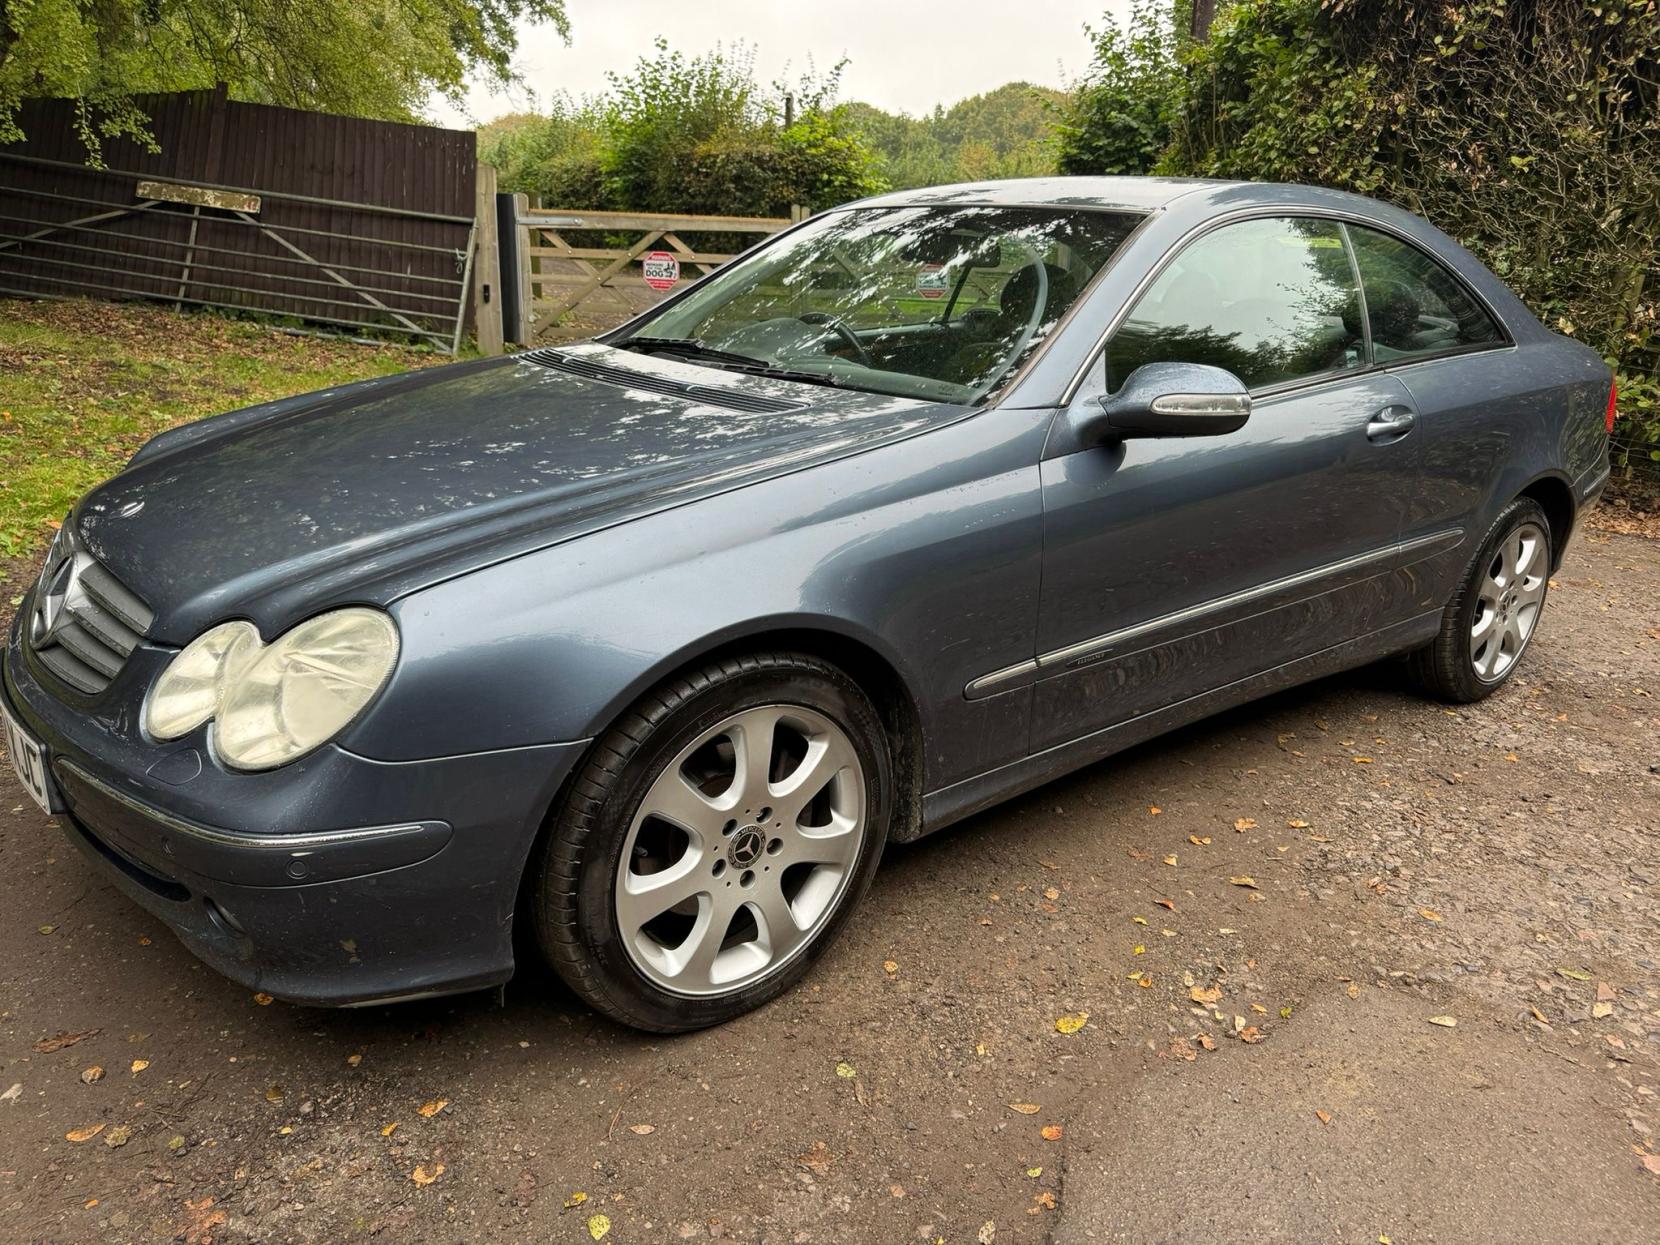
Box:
[613,704,866,997]
[1470,520,1547,682]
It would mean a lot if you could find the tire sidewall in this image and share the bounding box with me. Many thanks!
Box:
[566,662,891,1031]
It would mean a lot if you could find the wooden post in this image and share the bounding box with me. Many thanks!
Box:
[472,165,504,355]
[513,192,534,344]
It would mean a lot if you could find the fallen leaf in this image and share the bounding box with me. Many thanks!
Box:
[1148,806,1161,815]
[1029,1190,1057,1212]
[416,1099,448,1117]
[1190,985,1222,1005]
[1188,835,1211,846]
[1556,967,1593,981]
[346,1054,363,1067]
[252,993,274,1006]
[1250,1003,1269,1014]
[411,1163,444,1187]
[1026,1166,1043,1177]
[882,960,898,974]
[835,1061,857,1079]
[80,1066,104,1085]
[167,1134,186,1151]
[1162,854,1178,867]
[1286,819,1310,829]
[1592,1002,1614,1019]
[1596,982,1616,1002]
[798,1142,832,1175]
[1347,982,1361,1000]
[587,1212,611,1240]
[0,1084,20,1103]
[1008,1103,1042,1115]
[564,1190,590,1208]
[265,1086,283,1104]
[103,1124,132,1148]
[1427,1015,1458,1027]
[34,1028,100,1053]
[1043,886,1060,901]
[381,1122,399,1137]
[1196,1033,1217,1051]
[1040,1124,1064,1141]
[1155,898,1175,911]
[1239,1026,1263,1044]
[1132,944,1145,956]
[1641,1154,1660,1176]
[1233,817,1257,832]
[1352,756,1374,764]
[979,1223,997,1245]
[37,924,56,935]
[1132,915,1148,925]
[1315,1110,1332,1124]
[130,1059,149,1074]
[627,1123,655,1135]
[1229,876,1258,889]
[66,1124,106,1142]
[1055,1011,1089,1035]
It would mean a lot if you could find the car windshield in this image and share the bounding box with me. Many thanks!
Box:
[615,205,1144,403]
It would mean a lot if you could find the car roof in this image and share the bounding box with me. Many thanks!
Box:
[847,176,1389,218]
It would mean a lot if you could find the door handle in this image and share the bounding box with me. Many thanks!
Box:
[1366,408,1416,441]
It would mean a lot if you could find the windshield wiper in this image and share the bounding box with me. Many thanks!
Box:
[617,336,863,392]
[615,336,767,369]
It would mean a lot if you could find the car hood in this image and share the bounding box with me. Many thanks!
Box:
[75,344,964,644]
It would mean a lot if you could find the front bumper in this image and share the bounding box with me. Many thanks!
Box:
[4,618,587,1006]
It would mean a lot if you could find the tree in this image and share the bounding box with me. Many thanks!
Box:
[1053,1,1184,176]
[846,82,1066,189]
[0,0,569,155]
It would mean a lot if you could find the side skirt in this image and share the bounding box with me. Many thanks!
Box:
[910,611,1440,840]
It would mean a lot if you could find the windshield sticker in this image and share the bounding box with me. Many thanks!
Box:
[915,263,949,300]
[643,251,681,291]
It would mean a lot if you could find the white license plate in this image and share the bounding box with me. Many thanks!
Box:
[2,697,56,815]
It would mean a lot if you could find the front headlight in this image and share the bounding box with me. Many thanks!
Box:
[145,608,399,771]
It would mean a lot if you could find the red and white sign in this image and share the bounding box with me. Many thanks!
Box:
[915,263,949,300]
[642,251,680,291]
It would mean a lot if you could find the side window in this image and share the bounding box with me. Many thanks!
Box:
[1106,217,1364,391]
[1347,225,1503,360]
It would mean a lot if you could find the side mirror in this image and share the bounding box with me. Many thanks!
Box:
[1092,362,1251,440]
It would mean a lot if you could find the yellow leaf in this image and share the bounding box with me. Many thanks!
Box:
[1148,805,1161,815]
[253,992,274,1006]
[1162,854,1178,867]
[37,924,55,935]
[1008,1103,1041,1115]
[1188,834,1210,846]
[1427,1015,1457,1027]
[1043,886,1060,901]
[1026,1166,1043,1177]
[1055,1011,1089,1035]
[1132,945,1145,956]
[1041,1124,1064,1141]
[417,1099,448,1117]
[1233,817,1257,832]
[65,1124,105,1143]
[381,1122,399,1137]
[1352,756,1374,764]
[411,1163,444,1187]
[1286,819,1310,829]
[882,960,898,974]
[347,1053,363,1067]
[1229,876,1258,889]
[130,1060,149,1074]
[80,1066,104,1085]
[564,1191,588,1209]
[835,1060,857,1078]
[1315,1109,1333,1124]
[587,1213,611,1240]
[1190,985,1222,1005]
[1132,915,1148,925]
[1417,907,1444,922]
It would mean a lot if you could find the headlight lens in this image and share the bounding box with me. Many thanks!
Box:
[145,608,398,770]
[214,608,400,771]
[145,620,261,740]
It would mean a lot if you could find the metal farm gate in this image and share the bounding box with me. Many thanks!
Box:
[0,88,478,351]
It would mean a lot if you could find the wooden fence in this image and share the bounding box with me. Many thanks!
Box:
[512,202,797,344]
[0,88,480,351]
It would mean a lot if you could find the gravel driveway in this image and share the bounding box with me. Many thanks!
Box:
[2,520,1656,1244]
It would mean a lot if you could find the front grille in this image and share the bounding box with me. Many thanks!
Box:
[521,347,805,414]
[26,524,153,696]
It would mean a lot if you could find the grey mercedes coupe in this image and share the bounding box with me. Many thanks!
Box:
[3,178,1614,1031]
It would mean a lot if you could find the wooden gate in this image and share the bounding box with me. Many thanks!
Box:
[514,204,796,343]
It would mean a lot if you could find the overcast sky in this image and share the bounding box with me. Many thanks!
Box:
[431,0,1130,127]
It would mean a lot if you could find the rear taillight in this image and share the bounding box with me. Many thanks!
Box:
[1606,379,1618,432]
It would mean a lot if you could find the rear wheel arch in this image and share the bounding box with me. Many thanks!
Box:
[1517,474,1575,572]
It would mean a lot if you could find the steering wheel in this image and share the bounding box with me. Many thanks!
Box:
[796,312,875,368]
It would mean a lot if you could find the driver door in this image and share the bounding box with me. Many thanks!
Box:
[1030,216,1425,752]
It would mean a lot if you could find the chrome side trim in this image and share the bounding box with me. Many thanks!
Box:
[963,528,1464,700]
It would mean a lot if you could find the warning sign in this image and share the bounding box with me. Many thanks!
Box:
[915,263,949,300]
[642,251,680,291]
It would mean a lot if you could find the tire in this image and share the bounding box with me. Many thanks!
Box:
[1409,497,1552,703]
[532,652,892,1032]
